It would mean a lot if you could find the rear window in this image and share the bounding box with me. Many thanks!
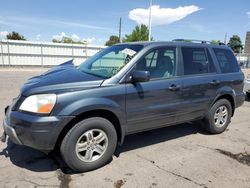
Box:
[182,47,216,75]
[213,48,239,73]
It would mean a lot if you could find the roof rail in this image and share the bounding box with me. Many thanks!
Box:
[172,39,225,45]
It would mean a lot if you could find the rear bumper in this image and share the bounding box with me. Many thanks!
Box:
[3,109,74,151]
[244,80,250,93]
[235,92,245,108]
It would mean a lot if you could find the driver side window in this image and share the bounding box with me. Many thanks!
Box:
[135,47,176,80]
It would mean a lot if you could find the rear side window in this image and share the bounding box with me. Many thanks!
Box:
[182,47,215,75]
[213,48,239,73]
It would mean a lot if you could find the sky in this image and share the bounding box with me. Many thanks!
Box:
[0,0,249,45]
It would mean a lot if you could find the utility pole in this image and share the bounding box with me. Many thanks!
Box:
[224,32,227,44]
[148,0,152,41]
[119,17,122,42]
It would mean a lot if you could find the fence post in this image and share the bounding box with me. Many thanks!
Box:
[7,40,10,65]
[85,43,87,58]
[41,43,43,66]
[0,40,4,65]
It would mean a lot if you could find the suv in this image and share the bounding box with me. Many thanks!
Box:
[2,40,245,172]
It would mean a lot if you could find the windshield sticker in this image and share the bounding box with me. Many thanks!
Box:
[121,48,137,57]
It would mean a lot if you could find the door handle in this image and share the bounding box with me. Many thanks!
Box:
[169,84,180,91]
[210,80,220,86]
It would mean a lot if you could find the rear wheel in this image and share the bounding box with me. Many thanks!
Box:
[201,99,232,134]
[60,117,117,172]
[246,92,250,99]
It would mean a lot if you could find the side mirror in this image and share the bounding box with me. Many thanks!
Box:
[130,71,150,83]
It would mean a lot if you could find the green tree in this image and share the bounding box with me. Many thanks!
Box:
[123,24,152,42]
[211,40,221,44]
[52,37,86,44]
[105,35,120,46]
[6,31,26,40]
[228,35,243,53]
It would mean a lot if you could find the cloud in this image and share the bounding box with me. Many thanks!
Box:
[52,32,96,44]
[82,37,96,43]
[0,18,24,28]
[52,32,67,41]
[0,15,109,31]
[71,34,80,41]
[129,5,202,26]
[0,31,8,39]
[247,12,250,18]
[57,21,108,30]
[35,34,41,41]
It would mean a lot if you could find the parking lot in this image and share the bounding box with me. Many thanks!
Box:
[0,68,250,188]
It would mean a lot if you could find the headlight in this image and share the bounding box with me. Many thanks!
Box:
[19,94,56,114]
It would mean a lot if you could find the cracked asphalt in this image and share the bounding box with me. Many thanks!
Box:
[0,68,250,188]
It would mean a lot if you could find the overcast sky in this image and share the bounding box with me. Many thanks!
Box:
[0,0,249,45]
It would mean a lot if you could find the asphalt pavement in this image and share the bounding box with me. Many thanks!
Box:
[0,69,249,188]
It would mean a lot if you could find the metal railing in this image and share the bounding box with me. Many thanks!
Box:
[0,40,105,66]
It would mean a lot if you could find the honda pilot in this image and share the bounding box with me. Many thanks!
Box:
[2,40,245,172]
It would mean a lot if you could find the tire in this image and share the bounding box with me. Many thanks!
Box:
[60,117,117,172]
[246,92,250,99]
[201,99,232,134]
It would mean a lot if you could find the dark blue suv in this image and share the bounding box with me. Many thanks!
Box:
[2,41,245,172]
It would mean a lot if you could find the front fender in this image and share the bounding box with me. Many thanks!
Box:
[58,97,125,122]
[56,97,126,143]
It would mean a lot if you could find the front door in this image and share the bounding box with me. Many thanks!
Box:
[125,47,183,133]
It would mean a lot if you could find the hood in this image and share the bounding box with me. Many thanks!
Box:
[21,60,104,96]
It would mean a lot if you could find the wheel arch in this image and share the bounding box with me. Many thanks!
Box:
[55,109,125,151]
[212,94,235,116]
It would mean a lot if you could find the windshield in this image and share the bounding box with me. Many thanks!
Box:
[78,44,143,78]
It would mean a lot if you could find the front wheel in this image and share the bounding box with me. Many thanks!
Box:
[201,99,232,134]
[60,117,117,172]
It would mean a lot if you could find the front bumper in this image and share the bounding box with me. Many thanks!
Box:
[3,108,74,151]
[3,118,22,145]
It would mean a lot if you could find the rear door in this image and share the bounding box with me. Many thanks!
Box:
[212,48,244,100]
[178,47,220,122]
[125,46,183,133]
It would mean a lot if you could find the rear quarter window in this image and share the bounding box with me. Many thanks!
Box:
[181,47,215,75]
[213,48,239,73]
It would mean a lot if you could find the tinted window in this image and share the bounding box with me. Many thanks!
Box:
[136,47,176,79]
[182,47,215,75]
[213,48,239,73]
